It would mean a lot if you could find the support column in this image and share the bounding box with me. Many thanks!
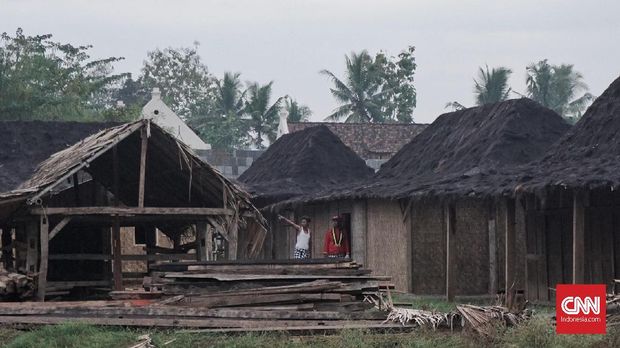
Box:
[351,200,367,266]
[196,223,208,261]
[445,203,456,301]
[488,203,497,295]
[37,215,49,301]
[1,226,13,271]
[138,126,148,208]
[505,198,516,307]
[573,191,586,284]
[112,145,123,290]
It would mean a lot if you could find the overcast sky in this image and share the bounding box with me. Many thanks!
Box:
[2,0,619,124]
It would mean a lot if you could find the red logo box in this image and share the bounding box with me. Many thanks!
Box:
[556,284,606,334]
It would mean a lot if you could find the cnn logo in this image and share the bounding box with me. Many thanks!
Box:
[556,284,606,334]
[560,296,600,315]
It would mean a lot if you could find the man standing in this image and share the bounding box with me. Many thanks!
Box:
[323,216,350,258]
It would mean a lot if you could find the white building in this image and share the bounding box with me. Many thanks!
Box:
[141,88,211,150]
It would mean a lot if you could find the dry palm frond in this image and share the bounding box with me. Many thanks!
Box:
[456,304,530,336]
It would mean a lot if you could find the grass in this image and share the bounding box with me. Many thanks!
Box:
[2,298,619,348]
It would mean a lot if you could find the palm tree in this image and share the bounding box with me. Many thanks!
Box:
[214,72,245,117]
[320,51,383,123]
[473,65,512,105]
[526,59,592,119]
[245,81,284,148]
[284,97,312,122]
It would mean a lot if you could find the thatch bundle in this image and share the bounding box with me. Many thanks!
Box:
[0,272,34,300]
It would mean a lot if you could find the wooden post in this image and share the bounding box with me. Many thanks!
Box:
[488,203,497,295]
[573,191,586,284]
[196,223,208,261]
[37,215,49,301]
[138,126,148,208]
[144,225,156,272]
[205,225,214,261]
[445,203,456,301]
[112,219,122,290]
[112,145,123,291]
[351,200,367,266]
[505,198,516,307]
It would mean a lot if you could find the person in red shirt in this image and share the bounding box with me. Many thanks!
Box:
[323,216,350,258]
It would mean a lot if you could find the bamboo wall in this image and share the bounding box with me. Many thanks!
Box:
[366,199,411,291]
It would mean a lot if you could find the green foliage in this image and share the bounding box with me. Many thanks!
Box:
[473,65,512,105]
[526,59,593,120]
[139,43,214,118]
[189,72,249,150]
[374,46,417,123]
[284,97,312,122]
[322,46,417,123]
[0,28,129,121]
[5,322,136,348]
[245,81,284,148]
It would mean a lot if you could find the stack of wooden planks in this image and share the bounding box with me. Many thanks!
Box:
[0,272,34,300]
[0,260,403,332]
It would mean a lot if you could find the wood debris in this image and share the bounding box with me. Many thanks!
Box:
[0,272,34,300]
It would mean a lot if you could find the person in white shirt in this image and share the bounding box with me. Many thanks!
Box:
[278,215,311,259]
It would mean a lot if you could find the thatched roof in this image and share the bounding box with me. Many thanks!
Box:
[511,75,620,194]
[0,121,118,192]
[238,125,374,207]
[287,122,427,159]
[0,120,267,256]
[273,98,570,206]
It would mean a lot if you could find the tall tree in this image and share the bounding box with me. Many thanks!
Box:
[320,51,383,123]
[284,97,312,122]
[139,44,213,118]
[526,59,593,119]
[473,65,512,105]
[373,46,417,123]
[0,28,128,121]
[190,72,248,149]
[244,81,284,148]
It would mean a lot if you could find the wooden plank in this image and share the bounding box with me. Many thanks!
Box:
[0,305,385,320]
[445,203,456,301]
[48,217,72,240]
[573,191,586,284]
[46,280,112,289]
[185,293,352,308]
[0,315,389,329]
[48,254,195,261]
[488,213,497,295]
[505,198,516,306]
[161,273,391,281]
[37,215,49,302]
[138,126,148,208]
[30,207,235,216]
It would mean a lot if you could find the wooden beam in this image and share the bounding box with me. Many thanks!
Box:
[48,217,72,240]
[112,218,122,291]
[37,215,49,301]
[48,254,195,261]
[445,203,456,301]
[573,191,586,284]
[30,207,235,216]
[138,126,148,207]
[488,204,497,295]
[505,198,516,307]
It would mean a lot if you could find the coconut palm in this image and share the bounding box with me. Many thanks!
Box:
[214,72,245,117]
[245,81,284,148]
[320,51,384,123]
[473,65,512,105]
[526,60,592,118]
[284,97,312,122]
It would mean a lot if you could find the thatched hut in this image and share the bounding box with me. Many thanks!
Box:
[239,125,374,259]
[0,119,266,300]
[504,76,620,301]
[275,99,571,294]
